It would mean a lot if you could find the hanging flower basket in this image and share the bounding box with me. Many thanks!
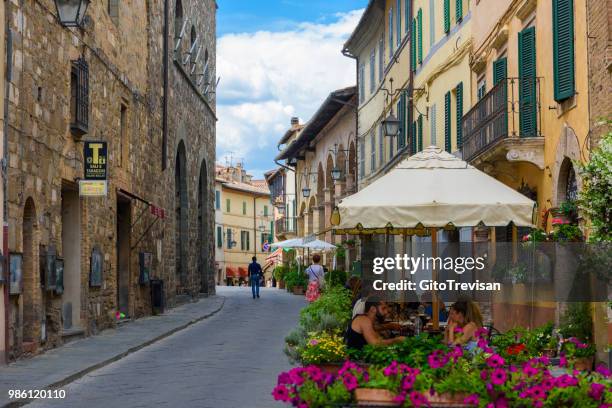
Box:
[354,388,399,407]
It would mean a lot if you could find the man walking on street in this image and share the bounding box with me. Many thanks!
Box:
[249,256,262,299]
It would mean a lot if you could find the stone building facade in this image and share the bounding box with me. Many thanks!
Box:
[4,0,216,360]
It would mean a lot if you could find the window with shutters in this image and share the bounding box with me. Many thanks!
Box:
[493,57,507,85]
[430,104,437,146]
[370,131,376,172]
[242,201,247,215]
[70,57,89,137]
[444,0,450,33]
[477,77,486,100]
[518,26,537,137]
[360,140,366,178]
[417,9,423,64]
[226,198,231,213]
[411,121,417,154]
[108,0,119,25]
[444,91,452,152]
[379,125,384,166]
[456,82,463,148]
[378,36,384,83]
[359,63,366,104]
[389,125,394,158]
[240,231,250,251]
[417,115,423,152]
[397,0,402,46]
[389,8,394,57]
[553,0,575,102]
[411,18,417,72]
[226,228,232,249]
[429,0,436,47]
[398,93,407,149]
[215,190,221,209]
[456,0,463,23]
[216,226,223,248]
[370,49,376,94]
[264,205,268,217]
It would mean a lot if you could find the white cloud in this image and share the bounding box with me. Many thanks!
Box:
[216,10,363,174]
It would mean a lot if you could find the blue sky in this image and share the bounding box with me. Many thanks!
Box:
[215,1,367,178]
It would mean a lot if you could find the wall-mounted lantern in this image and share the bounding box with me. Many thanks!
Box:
[55,0,90,27]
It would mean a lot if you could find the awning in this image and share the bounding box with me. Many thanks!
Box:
[302,239,337,251]
[270,238,304,248]
[238,267,248,278]
[336,146,536,231]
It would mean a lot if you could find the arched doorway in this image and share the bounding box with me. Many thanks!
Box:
[337,145,347,197]
[298,201,306,236]
[557,158,578,204]
[174,0,183,40]
[22,198,39,344]
[175,142,188,290]
[197,159,209,294]
[348,140,356,192]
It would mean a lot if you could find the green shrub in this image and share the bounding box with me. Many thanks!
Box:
[559,302,593,342]
[285,266,308,291]
[273,265,288,282]
[324,269,347,288]
[299,286,352,332]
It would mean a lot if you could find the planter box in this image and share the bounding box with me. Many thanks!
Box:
[427,392,469,406]
[292,286,305,295]
[573,356,594,371]
[354,388,399,407]
[316,363,343,375]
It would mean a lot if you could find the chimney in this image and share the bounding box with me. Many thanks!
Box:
[290,117,299,127]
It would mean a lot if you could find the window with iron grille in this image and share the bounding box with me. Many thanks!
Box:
[70,57,89,137]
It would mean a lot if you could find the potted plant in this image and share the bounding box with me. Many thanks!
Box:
[300,331,347,374]
[563,338,596,371]
[273,265,287,289]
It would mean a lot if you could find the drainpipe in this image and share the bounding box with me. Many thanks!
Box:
[407,0,415,154]
[2,28,12,364]
[341,48,359,187]
[161,0,169,170]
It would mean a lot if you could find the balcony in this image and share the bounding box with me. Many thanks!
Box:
[275,216,297,236]
[462,78,544,169]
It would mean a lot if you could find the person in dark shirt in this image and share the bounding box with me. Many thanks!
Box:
[345,299,405,350]
[248,256,262,299]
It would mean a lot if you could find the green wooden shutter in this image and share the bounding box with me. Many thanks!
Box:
[456,0,463,22]
[456,82,463,148]
[417,9,423,64]
[417,114,423,152]
[411,121,417,154]
[411,18,417,72]
[553,0,575,102]
[444,0,450,33]
[398,94,406,149]
[518,26,537,137]
[444,91,451,152]
[493,57,507,85]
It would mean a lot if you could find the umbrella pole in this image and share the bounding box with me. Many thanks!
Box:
[431,228,439,330]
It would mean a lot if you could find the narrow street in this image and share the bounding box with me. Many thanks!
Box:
[28,287,305,408]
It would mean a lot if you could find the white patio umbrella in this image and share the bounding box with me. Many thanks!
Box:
[334,146,536,328]
[270,238,304,249]
[302,239,337,251]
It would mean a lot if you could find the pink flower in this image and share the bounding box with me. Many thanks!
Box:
[393,393,407,404]
[427,350,449,369]
[529,385,546,399]
[559,353,568,368]
[383,361,399,376]
[595,364,611,378]
[297,403,308,408]
[475,327,489,338]
[494,397,509,408]
[449,346,463,362]
[454,326,464,333]
[555,374,579,388]
[401,374,416,390]
[278,372,291,385]
[409,391,429,408]
[490,368,507,385]
[308,339,318,346]
[523,364,538,377]
[589,383,605,400]
[342,373,358,391]
[480,370,489,380]
[272,385,291,402]
[486,354,505,368]
[464,394,479,406]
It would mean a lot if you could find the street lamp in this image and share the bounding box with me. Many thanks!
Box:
[382,113,401,137]
[54,0,90,27]
[328,143,350,183]
[331,167,342,181]
[302,187,311,198]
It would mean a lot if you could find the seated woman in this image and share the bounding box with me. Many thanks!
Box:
[345,299,405,350]
[444,300,483,350]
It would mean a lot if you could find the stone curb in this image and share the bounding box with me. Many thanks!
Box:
[4,296,226,408]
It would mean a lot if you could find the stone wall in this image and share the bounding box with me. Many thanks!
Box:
[5,0,216,359]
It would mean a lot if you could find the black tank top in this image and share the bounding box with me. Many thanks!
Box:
[345,315,368,350]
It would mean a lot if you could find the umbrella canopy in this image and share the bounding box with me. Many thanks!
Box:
[337,146,535,230]
[302,239,337,251]
[270,238,304,249]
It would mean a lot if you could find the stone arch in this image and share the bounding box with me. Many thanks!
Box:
[316,162,324,203]
[175,141,188,289]
[307,196,316,235]
[337,144,347,196]
[551,126,583,207]
[297,201,306,236]
[557,158,578,204]
[174,0,183,40]
[22,197,40,344]
[197,158,210,294]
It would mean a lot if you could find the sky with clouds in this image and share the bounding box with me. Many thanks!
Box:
[216,0,367,178]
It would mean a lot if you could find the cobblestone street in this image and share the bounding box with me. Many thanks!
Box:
[28,287,305,408]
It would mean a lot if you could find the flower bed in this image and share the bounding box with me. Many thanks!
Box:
[274,329,612,407]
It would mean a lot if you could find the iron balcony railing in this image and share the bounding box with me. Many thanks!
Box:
[462,77,541,163]
[275,216,297,235]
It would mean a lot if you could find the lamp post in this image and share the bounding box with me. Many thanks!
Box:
[302,187,311,198]
[328,143,350,183]
[382,113,401,137]
[54,0,90,27]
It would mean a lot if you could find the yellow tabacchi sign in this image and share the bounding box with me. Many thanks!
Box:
[84,141,107,180]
